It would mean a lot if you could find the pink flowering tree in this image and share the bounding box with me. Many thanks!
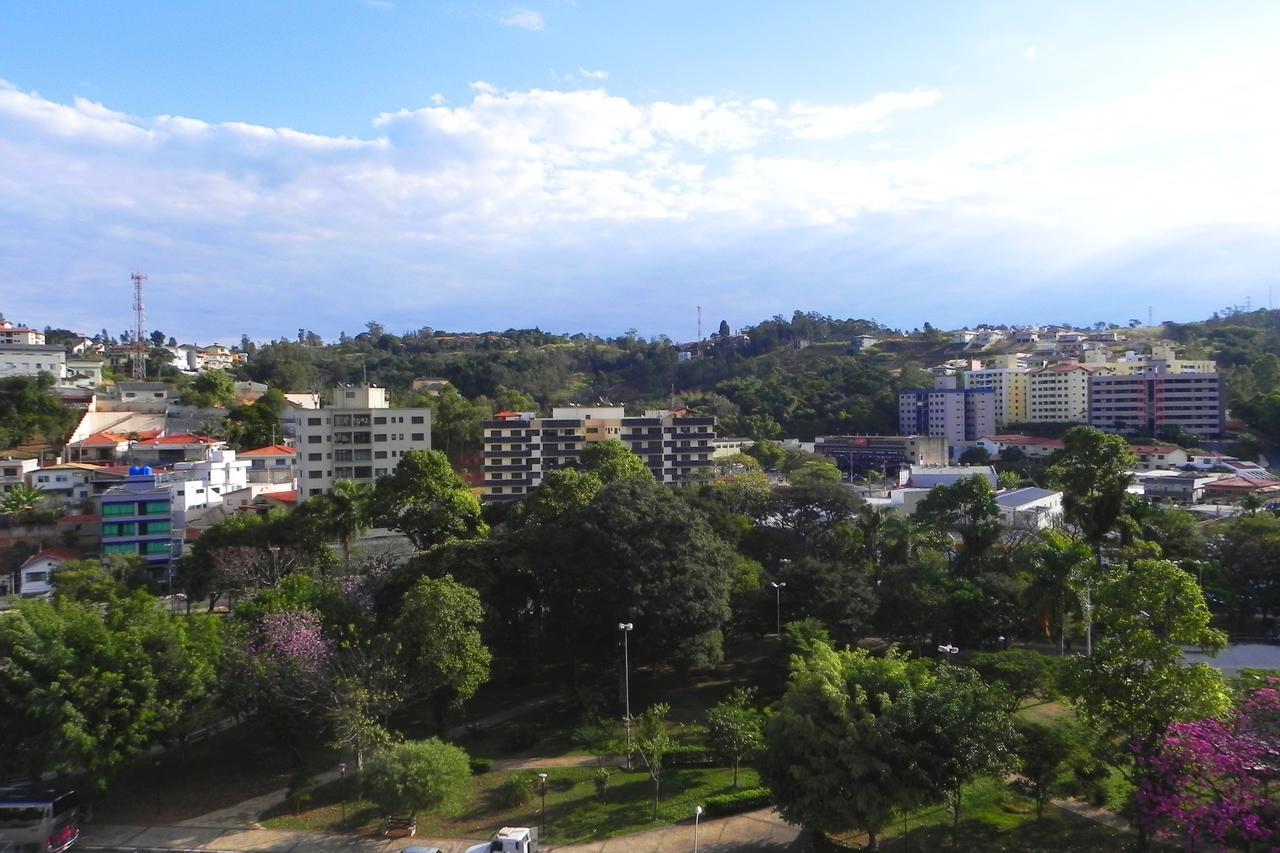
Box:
[1134,684,1280,849]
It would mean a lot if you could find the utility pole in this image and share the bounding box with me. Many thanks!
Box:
[132,272,148,380]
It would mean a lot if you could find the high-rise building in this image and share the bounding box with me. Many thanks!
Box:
[480,407,716,502]
[294,385,432,497]
[898,378,996,443]
[100,470,181,576]
[961,367,1029,425]
[1027,363,1101,423]
[1088,364,1224,438]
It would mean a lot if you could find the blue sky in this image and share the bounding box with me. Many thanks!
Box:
[1,1,1278,343]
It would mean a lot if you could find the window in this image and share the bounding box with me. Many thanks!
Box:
[309,488,322,496]
[333,415,352,427]
[411,416,425,424]
[352,432,371,444]
[144,541,170,555]
[308,435,322,444]
[104,543,137,555]
[374,450,388,459]
[411,433,425,442]
[334,449,353,461]
[375,468,388,477]
[25,571,47,582]
[308,452,322,461]
[143,501,169,515]
[307,417,322,426]
[374,434,387,442]
[103,502,135,517]
[355,466,372,479]
[353,415,371,427]
[309,469,323,479]
[102,522,138,537]
[374,416,387,425]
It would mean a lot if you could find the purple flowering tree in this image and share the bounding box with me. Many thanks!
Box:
[1134,684,1280,850]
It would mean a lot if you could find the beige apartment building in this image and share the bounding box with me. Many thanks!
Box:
[962,367,1029,426]
[1028,363,1101,423]
[294,385,432,497]
[1088,365,1224,438]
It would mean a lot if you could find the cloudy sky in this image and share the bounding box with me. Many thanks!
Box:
[1,1,1278,343]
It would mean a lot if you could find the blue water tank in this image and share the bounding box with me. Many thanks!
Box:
[140,466,153,475]
[129,466,142,475]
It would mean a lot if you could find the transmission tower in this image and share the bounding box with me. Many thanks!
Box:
[132,272,147,380]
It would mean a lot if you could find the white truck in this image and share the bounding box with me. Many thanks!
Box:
[464,826,539,853]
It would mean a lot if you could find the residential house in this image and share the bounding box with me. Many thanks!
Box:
[995,488,1064,529]
[27,462,103,504]
[977,435,1065,459]
[0,457,39,496]
[130,434,226,466]
[239,444,298,486]
[1128,444,1190,471]
[18,547,79,598]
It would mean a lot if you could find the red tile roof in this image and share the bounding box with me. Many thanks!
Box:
[1204,477,1280,492]
[22,547,80,566]
[78,432,128,447]
[239,444,296,457]
[262,491,299,504]
[1130,445,1181,455]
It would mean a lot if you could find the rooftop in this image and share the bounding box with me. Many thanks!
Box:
[21,547,80,566]
[239,444,296,457]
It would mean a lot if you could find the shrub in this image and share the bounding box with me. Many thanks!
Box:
[593,767,611,800]
[468,756,493,775]
[662,743,718,767]
[703,787,771,817]
[501,772,538,808]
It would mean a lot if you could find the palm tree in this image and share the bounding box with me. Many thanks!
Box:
[325,480,372,566]
[1025,529,1094,656]
[0,483,45,518]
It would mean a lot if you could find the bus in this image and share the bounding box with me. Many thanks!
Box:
[0,790,80,853]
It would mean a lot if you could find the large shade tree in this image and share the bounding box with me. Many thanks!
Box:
[370,450,487,550]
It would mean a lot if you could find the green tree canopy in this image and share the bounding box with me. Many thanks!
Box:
[370,450,487,551]
[576,439,655,483]
[180,369,236,408]
[394,575,492,728]
[362,738,472,819]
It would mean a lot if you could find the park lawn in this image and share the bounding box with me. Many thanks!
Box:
[260,764,761,846]
[1014,700,1072,725]
[89,723,339,825]
[826,777,1152,852]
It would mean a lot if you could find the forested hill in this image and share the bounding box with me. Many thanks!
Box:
[236,312,914,440]
[233,306,1280,443]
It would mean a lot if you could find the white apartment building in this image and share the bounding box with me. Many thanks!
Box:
[0,344,66,380]
[0,321,45,345]
[898,378,996,446]
[0,457,39,496]
[294,385,432,497]
[1027,363,1100,423]
[962,368,1029,425]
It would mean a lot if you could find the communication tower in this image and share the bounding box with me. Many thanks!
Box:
[132,272,147,380]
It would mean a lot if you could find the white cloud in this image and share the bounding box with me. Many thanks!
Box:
[780,88,941,139]
[1024,46,1038,61]
[579,68,608,80]
[1,56,1277,337]
[430,93,446,105]
[498,8,545,31]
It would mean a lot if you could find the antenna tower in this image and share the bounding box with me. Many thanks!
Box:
[131,272,148,380]
[697,306,702,341]
[1147,305,1152,326]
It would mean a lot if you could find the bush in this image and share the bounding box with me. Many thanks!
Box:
[662,743,718,767]
[499,722,540,753]
[593,767,611,800]
[702,787,771,817]
[501,772,538,808]
[468,756,493,775]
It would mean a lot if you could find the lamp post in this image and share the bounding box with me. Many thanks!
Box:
[619,622,633,769]
[770,581,787,638]
[338,762,347,825]
[537,772,548,838]
[694,805,703,853]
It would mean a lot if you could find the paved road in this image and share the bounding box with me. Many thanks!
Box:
[80,808,807,853]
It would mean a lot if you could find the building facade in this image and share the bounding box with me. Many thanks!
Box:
[294,386,432,497]
[1088,365,1225,439]
[898,379,996,444]
[100,470,182,577]
[480,407,716,502]
[962,368,1029,425]
[814,434,949,473]
[1027,363,1100,423]
[0,344,66,380]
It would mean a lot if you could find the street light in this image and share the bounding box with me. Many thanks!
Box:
[694,805,703,853]
[619,622,634,769]
[537,772,548,838]
[770,581,787,638]
[338,762,347,825]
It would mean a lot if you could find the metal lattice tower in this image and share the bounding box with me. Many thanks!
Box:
[132,272,147,380]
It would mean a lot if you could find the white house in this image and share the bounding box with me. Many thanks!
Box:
[19,547,79,598]
[0,457,39,497]
[995,488,1064,529]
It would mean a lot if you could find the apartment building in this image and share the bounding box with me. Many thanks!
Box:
[0,320,45,345]
[1027,363,1100,423]
[1088,364,1225,438]
[898,378,996,444]
[294,385,432,497]
[962,367,1029,425]
[0,343,66,379]
[480,407,716,502]
[0,457,39,497]
[100,470,182,577]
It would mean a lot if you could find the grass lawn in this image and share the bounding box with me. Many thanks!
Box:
[89,723,339,825]
[260,764,761,846]
[827,777,1151,852]
[1014,699,1072,725]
